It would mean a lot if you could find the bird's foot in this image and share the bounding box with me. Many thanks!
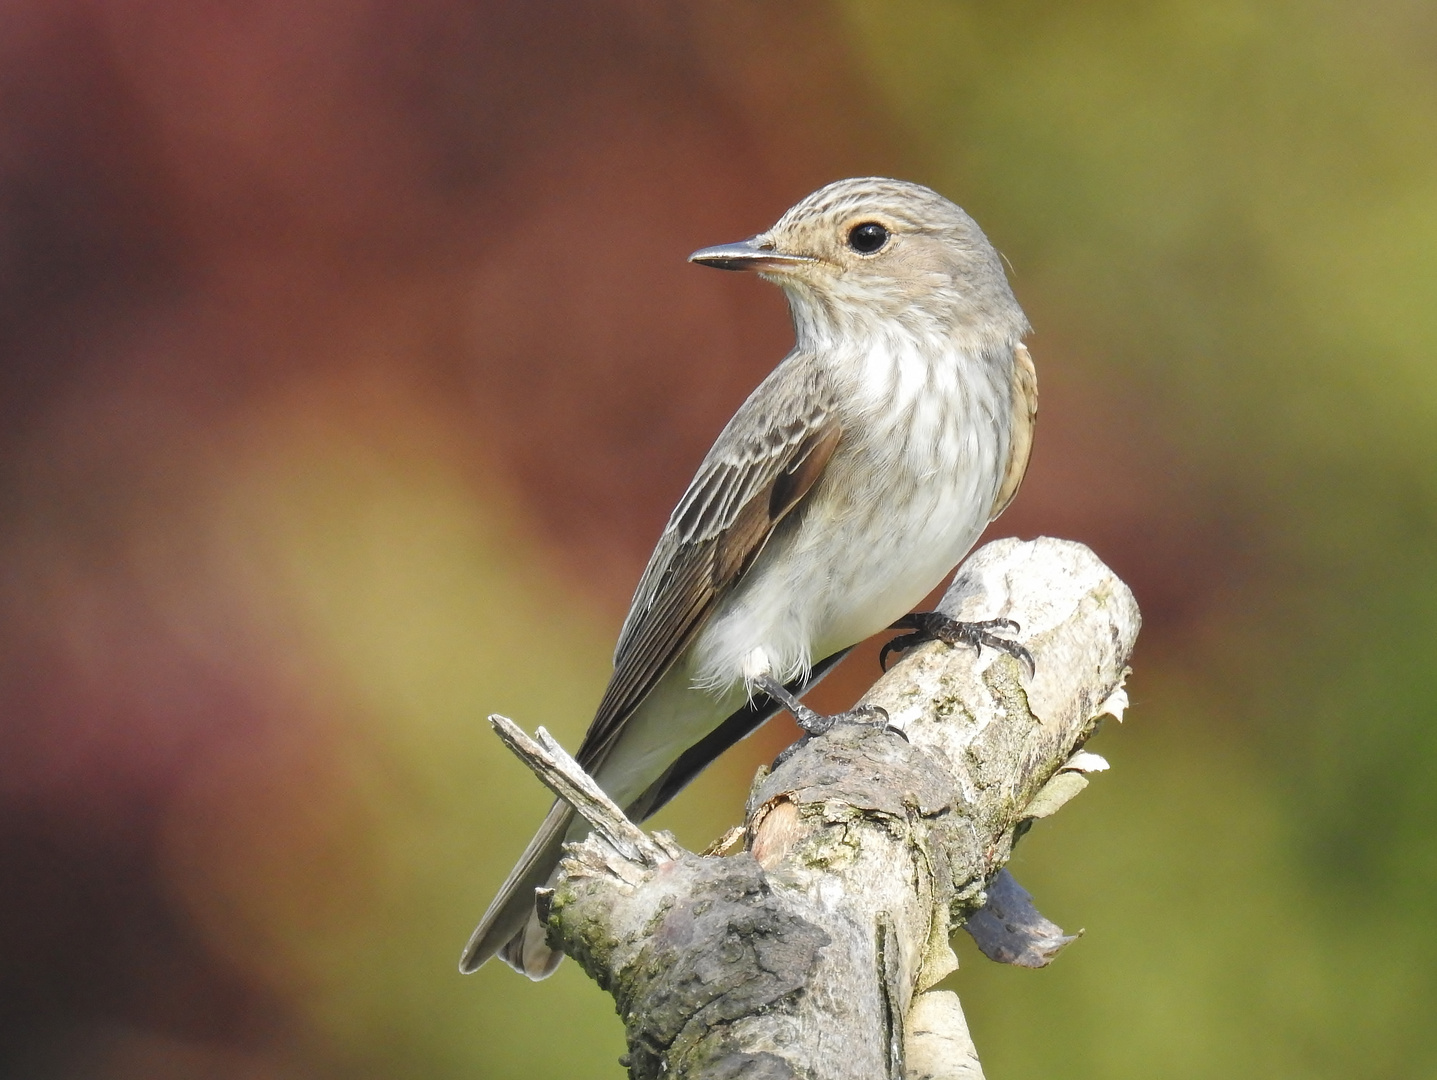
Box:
[792,701,893,737]
[754,675,901,740]
[880,612,1034,676]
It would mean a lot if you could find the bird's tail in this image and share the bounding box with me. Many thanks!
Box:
[458,800,574,979]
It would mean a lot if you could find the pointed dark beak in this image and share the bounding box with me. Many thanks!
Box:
[688,237,815,272]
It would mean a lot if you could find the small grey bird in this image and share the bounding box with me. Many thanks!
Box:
[461,177,1037,978]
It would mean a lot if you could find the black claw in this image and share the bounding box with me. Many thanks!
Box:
[991,637,1035,678]
[792,702,898,738]
[879,612,1034,675]
[879,632,925,672]
[842,703,910,742]
[757,673,908,752]
[852,704,889,727]
[770,740,805,769]
[770,703,904,769]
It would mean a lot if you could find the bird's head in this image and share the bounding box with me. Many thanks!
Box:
[690,177,1028,349]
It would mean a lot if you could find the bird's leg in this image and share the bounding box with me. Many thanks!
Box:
[753,674,891,737]
[880,612,1034,675]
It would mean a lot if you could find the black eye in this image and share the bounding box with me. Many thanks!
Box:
[847,222,890,254]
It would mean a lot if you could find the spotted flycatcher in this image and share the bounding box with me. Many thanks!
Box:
[461,178,1037,978]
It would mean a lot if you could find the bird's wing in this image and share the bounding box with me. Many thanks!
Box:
[989,342,1037,520]
[576,359,842,772]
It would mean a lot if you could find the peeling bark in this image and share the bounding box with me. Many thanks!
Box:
[490,537,1140,1079]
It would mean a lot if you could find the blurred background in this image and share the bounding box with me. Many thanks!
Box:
[2,1,1435,1076]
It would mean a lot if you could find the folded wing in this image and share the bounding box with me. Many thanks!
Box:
[577,357,842,774]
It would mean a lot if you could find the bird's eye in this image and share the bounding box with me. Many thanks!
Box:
[847,222,890,254]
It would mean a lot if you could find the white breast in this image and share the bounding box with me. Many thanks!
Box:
[692,333,1013,692]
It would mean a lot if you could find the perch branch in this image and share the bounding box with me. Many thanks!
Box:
[490,537,1139,1079]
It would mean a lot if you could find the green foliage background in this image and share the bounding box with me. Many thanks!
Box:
[830,2,1437,1075]
[20,4,1432,1076]
[386,5,1437,1076]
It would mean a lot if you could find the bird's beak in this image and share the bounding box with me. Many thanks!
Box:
[688,236,815,273]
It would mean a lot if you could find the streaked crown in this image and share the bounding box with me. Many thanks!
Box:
[751,178,1029,347]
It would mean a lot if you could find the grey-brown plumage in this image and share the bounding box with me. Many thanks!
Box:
[461,178,1037,978]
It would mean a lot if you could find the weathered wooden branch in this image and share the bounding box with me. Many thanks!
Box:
[491,537,1139,1079]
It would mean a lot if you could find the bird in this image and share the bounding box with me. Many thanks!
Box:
[460,177,1037,979]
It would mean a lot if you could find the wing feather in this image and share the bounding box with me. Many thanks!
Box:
[576,357,841,771]
[989,342,1037,521]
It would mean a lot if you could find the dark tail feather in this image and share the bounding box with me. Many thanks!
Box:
[460,648,851,978]
[458,800,573,977]
[624,648,852,822]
